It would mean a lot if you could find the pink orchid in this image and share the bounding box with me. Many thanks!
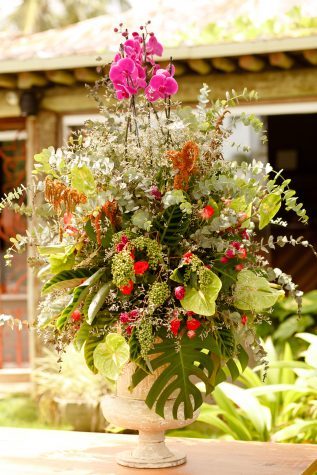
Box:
[109,57,146,100]
[145,69,178,102]
[146,34,163,58]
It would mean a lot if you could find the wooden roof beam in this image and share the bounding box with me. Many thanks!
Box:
[46,70,76,85]
[239,55,266,72]
[18,71,47,89]
[269,52,294,69]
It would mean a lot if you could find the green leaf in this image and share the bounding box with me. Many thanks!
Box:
[71,165,96,196]
[41,268,93,295]
[33,148,59,178]
[153,204,190,247]
[237,345,249,371]
[259,192,281,229]
[84,335,103,373]
[57,285,90,330]
[132,330,221,420]
[181,270,222,316]
[233,270,284,312]
[87,282,112,325]
[227,359,240,380]
[73,322,91,351]
[93,333,130,381]
[49,252,75,274]
[272,420,317,442]
[170,268,185,284]
[219,382,271,437]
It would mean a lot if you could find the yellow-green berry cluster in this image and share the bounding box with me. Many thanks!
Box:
[137,319,154,359]
[148,282,170,308]
[198,266,213,291]
[111,250,134,287]
[132,236,162,269]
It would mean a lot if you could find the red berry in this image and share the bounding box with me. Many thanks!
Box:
[235,264,244,272]
[174,286,186,300]
[71,309,81,321]
[241,315,248,325]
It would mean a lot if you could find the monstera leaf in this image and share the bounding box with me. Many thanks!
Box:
[131,330,221,420]
[233,269,284,312]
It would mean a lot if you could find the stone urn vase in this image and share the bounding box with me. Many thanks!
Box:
[101,363,199,468]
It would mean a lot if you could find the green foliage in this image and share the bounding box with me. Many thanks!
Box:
[257,290,317,346]
[258,192,281,230]
[87,282,112,324]
[70,165,96,196]
[153,204,190,247]
[93,333,130,381]
[132,330,217,420]
[180,269,222,316]
[233,270,284,312]
[41,268,93,295]
[0,184,26,212]
[172,336,317,443]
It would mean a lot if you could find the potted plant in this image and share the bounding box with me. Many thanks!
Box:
[1,22,312,468]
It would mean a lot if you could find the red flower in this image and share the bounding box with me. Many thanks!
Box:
[238,248,247,259]
[220,256,228,264]
[186,318,201,331]
[183,252,193,263]
[235,264,244,272]
[186,311,195,317]
[174,286,186,300]
[241,230,249,240]
[241,315,248,325]
[126,325,133,336]
[129,309,139,321]
[225,249,235,259]
[134,261,149,275]
[187,330,196,339]
[200,205,215,220]
[170,319,181,336]
[231,241,241,250]
[116,242,126,252]
[120,280,134,295]
[119,312,130,323]
[71,309,81,321]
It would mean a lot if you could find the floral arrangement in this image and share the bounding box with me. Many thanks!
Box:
[1,23,311,420]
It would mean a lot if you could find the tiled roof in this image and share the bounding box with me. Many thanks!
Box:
[0,0,316,73]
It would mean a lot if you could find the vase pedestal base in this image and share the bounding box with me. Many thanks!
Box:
[116,430,186,468]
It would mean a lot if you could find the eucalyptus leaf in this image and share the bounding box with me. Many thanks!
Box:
[71,165,96,195]
[259,192,281,230]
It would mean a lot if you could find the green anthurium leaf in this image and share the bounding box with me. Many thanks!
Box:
[181,270,222,316]
[131,330,223,420]
[233,270,284,312]
[87,282,112,325]
[41,268,94,295]
[93,333,130,381]
[258,192,281,230]
[170,268,185,284]
[71,165,96,196]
